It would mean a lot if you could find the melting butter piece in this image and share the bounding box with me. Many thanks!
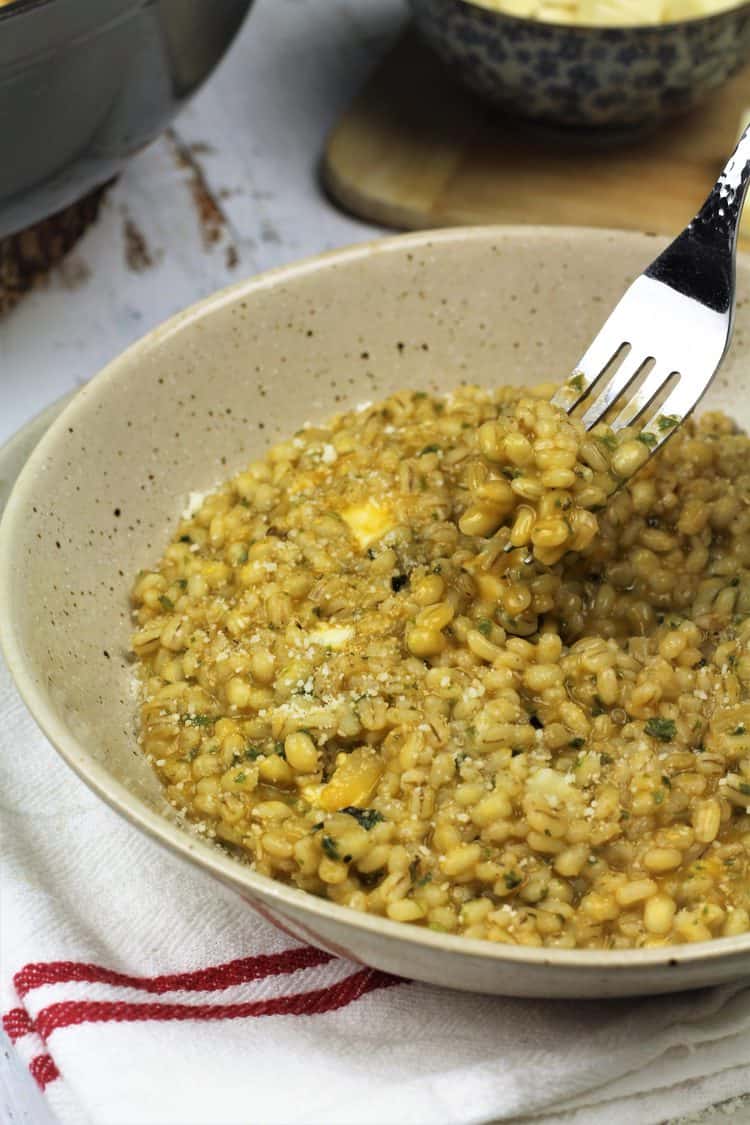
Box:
[318,747,383,812]
[340,499,394,549]
[309,624,354,649]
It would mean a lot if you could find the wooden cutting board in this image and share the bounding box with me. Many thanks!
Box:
[323,29,750,241]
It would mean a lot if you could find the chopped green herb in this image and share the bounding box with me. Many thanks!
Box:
[569,737,585,749]
[311,822,324,834]
[416,873,432,887]
[454,751,469,768]
[177,579,188,590]
[274,741,287,759]
[739,782,750,796]
[636,431,657,448]
[418,444,440,456]
[245,746,264,760]
[661,773,672,788]
[341,807,384,830]
[645,717,677,742]
[178,535,191,543]
[599,434,617,450]
[358,868,385,889]
[322,836,340,860]
[158,595,174,612]
[477,619,493,637]
[413,391,428,400]
[653,789,665,805]
[733,724,746,736]
[569,372,585,392]
[601,752,613,765]
[181,713,214,727]
[504,872,522,890]
[656,413,680,432]
[511,747,524,757]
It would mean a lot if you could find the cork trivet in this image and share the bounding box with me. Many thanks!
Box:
[0,183,112,316]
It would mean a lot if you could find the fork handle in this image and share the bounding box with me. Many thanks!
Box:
[645,124,750,315]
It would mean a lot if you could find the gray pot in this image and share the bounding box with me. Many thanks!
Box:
[409,0,750,130]
[0,0,253,237]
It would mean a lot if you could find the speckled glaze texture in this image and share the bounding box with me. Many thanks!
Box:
[409,0,750,128]
[4,227,750,997]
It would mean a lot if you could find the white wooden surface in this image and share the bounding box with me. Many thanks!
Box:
[2,1,750,1121]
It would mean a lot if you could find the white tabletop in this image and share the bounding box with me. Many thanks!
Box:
[2,2,750,1121]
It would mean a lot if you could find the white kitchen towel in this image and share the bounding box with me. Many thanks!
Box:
[3,649,750,1125]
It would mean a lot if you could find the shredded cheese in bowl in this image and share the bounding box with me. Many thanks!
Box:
[473,0,741,24]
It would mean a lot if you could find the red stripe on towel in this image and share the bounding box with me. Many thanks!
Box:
[14,945,332,998]
[2,1006,34,1042]
[28,1053,60,1090]
[35,967,398,1039]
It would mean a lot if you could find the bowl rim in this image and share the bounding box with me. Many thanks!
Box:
[419,0,750,36]
[3,223,750,973]
[0,0,52,20]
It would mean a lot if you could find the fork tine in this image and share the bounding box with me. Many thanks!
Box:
[609,364,676,432]
[579,351,653,431]
[639,374,719,451]
[550,336,624,412]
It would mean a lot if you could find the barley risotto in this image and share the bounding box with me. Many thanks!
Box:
[131,383,750,950]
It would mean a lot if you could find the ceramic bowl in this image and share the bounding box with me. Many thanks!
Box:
[0,0,253,238]
[4,226,750,999]
[409,0,750,131]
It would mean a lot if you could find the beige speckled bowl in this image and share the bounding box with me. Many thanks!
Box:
[3,226,750,998]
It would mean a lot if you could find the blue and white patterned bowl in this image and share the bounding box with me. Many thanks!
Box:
[409,0,750,129]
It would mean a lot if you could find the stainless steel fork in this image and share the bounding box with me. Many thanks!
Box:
[551,126,750,453]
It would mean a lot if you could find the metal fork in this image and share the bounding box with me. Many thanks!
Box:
[551,126,750,453]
